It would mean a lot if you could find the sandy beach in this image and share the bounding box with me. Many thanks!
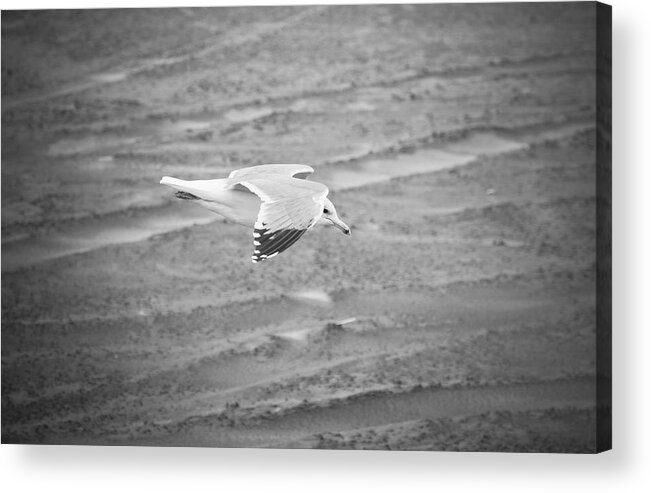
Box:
[2,3,601,451]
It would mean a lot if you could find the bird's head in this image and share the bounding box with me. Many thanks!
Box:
[318,197,351,235]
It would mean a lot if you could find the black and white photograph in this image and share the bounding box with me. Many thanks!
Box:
[2,1,611,453]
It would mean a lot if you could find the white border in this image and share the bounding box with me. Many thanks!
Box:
[2,0,650,491]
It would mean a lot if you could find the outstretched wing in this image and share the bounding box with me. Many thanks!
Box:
[235,177,328,263]
[228,164,314,182]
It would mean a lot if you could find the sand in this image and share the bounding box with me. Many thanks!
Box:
[2,4,601,451]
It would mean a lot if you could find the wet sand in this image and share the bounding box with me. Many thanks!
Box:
[2,4,599,451]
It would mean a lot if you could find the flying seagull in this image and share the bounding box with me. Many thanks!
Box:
[160,164,350,263]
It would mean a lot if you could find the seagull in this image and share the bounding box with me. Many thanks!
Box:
[160,164,350,263]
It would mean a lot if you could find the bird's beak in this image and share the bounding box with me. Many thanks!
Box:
[330,216,351,235]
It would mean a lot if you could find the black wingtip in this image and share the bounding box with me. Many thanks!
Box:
[251,227,307,263]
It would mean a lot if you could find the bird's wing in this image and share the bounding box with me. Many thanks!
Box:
[227,164,314,182]
[234,177,328,263]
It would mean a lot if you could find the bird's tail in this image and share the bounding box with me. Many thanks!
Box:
[160,176,188,191]
[160,176,228,202]
[160,176,200,200]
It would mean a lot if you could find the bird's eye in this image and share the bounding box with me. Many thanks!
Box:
[323,208,330,214]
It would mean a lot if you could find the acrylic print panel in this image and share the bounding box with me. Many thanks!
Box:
[1,2,611,452]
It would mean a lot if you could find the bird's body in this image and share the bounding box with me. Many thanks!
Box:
[160,164,350,262]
